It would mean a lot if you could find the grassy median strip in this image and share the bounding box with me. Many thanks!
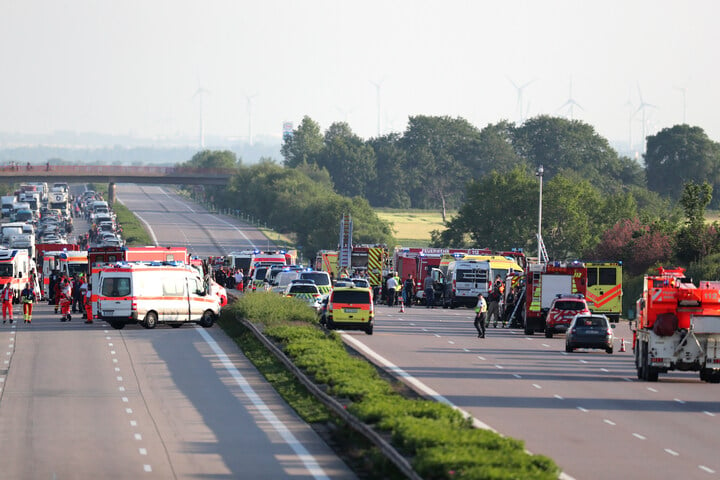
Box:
[220,292,561,480]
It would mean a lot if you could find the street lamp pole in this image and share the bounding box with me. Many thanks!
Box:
[536,164,544,263]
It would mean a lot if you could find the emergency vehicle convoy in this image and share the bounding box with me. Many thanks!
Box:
[633,267,720,383]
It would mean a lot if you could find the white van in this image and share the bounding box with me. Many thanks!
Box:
[441,260,491,308]
[96,263,222,330]
[1,196,16,218]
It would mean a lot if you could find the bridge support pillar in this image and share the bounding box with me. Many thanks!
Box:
[108,182,116,205]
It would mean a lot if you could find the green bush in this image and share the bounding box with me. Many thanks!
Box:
[235,291,318,325]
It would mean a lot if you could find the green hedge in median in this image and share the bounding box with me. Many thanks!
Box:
[227,292,561,480]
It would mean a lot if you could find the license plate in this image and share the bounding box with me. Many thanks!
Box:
[344,308,357,313]
[103,310,114,316]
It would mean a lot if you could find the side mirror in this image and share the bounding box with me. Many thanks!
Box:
[611,324,616,329]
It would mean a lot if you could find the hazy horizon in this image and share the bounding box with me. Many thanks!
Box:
[1,1,717,154]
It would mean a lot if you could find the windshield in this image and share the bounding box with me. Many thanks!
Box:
[2,227,22,238]
[101,277,131,297]
[554,300,586,311]
[254,267,267,281]
[290,285,319,294]
[301,272,330,286]
[68,264,87,277]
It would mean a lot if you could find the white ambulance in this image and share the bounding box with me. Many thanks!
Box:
[96,263,222,330]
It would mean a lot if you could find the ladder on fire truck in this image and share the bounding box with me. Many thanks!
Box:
[338,214,353,271]
[537,233,549,264]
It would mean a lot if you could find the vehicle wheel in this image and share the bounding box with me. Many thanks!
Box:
[170,323,182,328]
[365,325,373,335]
[606,346,614,354]
[545,329,553,339]
[110,321,125,330]
[708,372,720,384]
[638,341,647,380]
[143,311,158,329]
[524,326,534,335]
[199,310,215,328]
[565,343,573,353]
[647,367,659,382]
[326,319,335,330]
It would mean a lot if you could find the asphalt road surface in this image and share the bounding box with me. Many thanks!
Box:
[342,304,720,480]
[0,184,355,480]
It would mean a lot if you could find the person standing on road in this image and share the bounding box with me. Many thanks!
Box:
[2,283,14,324]
[386,274,398,307]
[487,280,502,328]
[84,284,93,324]
[423,272,435,308]
[21,283,35,324]
[403,274,415,307]
[474,294,487,338]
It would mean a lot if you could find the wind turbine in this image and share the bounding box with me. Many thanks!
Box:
[624,92,634,153]
[193,87,210,148]
[557,77,583,120]
[636,83,657,154]
[370,77,387,137]
[245,93,258,146]
[336,105,355,123]
[507,76,535,123]
[674,85,687,124]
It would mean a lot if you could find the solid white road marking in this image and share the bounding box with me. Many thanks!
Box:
[665,449,679,456]
[699,465,715,474]
[342,334,497,432]
[603,419,616,426]
[196,327,330,480]
[633,433,646,440]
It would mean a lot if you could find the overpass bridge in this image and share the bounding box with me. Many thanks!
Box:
[0,165,232,203]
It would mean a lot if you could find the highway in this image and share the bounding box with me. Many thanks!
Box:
[111,184,720,479]
[344,305,720,480]
[0,184,355,480]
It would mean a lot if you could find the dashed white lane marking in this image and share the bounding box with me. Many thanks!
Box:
[448,341,455,345]
[513,374,522,379]
[106,336,111,339]
[119,386,126,392]
[623,377,632,382]
[665,449,679,456]
[108,343,113,347]
[122,397,129,403]
[139,448,147,455]
[113,359,118,364]
[603,419,616,426]
[434,334,441,338]
[196,327,331,479]
[704,411,716,417]
[0,377,5,383]
[126,408,133,414]
[647,387,658,393]
[577,407,588,412]
[495,364,504,369]
[674,398,685,404]
[633,433,646,440]
[115,367,121,372]
[116,376,123,381]
[409,323,415,326]
[143,465,152,472]
[600,368,609,372]
[463,348,469,352]
[579,359,588,364]
[699,465,715,474]
[134,433,142,441]
[422,328,428,332]
[554,394,563,400]
[477,356,486,361]
[130,420,137,427]
[561,352,568,356]
[532,384,542,389]
[541,343,550,347]
[110,350,116,355]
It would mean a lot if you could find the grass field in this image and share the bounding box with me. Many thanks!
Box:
[376,209,452,247]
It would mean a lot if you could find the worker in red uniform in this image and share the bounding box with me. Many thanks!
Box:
[84,284,93,324]
[2,283,14,324]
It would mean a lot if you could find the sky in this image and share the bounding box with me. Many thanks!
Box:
[0,0,718,153]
